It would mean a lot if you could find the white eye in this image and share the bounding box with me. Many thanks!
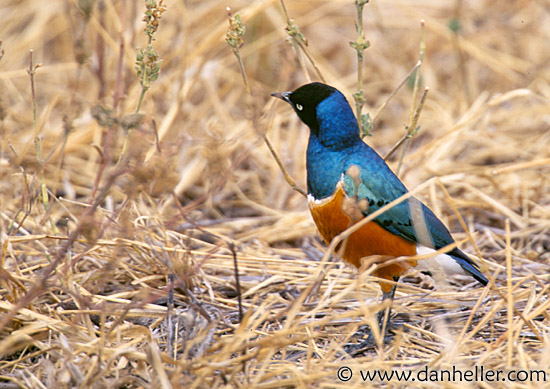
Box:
[295,103,303,111]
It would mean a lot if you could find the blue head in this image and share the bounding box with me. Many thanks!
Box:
[272,82,365,197]
[272,82,360,149]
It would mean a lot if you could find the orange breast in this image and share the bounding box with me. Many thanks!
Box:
[309,185,417,292]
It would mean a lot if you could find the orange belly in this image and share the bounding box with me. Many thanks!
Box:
[309,185,417,292]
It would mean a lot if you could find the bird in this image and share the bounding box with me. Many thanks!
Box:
[271,82,488,353]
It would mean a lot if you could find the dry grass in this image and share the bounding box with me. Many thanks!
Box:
[1,0,549,387]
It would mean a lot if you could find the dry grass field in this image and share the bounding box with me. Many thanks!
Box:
[1,0,550,387]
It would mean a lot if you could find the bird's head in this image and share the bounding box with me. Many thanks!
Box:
[271,82,359,146]
[271,82,336,134]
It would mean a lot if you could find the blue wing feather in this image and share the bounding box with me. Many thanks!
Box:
[342,143,488,285]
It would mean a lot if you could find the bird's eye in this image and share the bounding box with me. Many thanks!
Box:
[295,103,303,111]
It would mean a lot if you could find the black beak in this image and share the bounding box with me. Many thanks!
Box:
[271,91,292,103]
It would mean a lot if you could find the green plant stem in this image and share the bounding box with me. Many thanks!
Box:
[28,50,37,132]
[135,34,153,113]
[393,20,425,175]
[27,50,58,235]
[376,61,421,129]
[135,85,148,114]
[236,48,306,197]
[228,9,307,198]
[408,20,425,125]
[354,0,367,127]
[35,138,59,235]
[395,87,429,175]
[280,0,325,83]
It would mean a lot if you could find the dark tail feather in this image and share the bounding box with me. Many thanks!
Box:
[449,248,488,286]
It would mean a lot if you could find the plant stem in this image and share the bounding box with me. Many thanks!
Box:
[377,61,421,129]
[351,0,370,136]
[227,8,307,198]
[280,0,325,83]
[27,50,38,133]
[395,86,429,175]
[394,20,425,175]
[355,0,366,125]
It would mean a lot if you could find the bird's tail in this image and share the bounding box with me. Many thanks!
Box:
[449,248,488,286]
